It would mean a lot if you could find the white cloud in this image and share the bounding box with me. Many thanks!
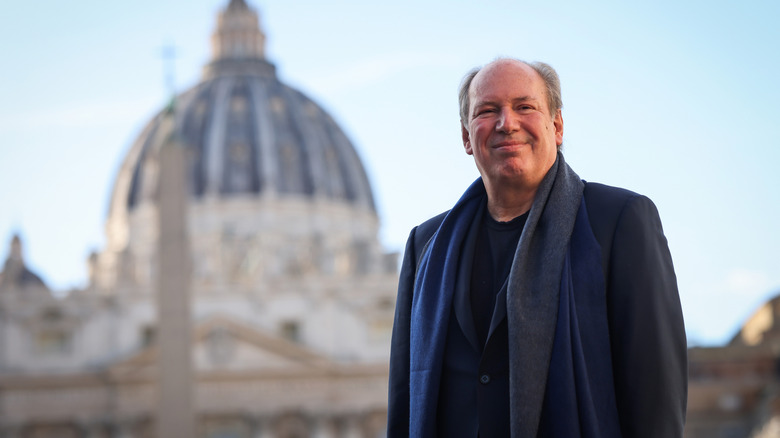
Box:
[725,268,771,297]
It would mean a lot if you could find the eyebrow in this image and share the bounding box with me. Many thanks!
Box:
[476,95,536,104]
[510,96,536,103]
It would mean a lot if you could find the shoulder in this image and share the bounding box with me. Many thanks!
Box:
[584,182,655,220]
[583,181,663,257]
[413,210,449,246]
[584,181,661,221]
[400,210,449,273]
[584,181,643,210]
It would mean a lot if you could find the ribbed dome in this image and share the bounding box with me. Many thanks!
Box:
[113,0,375,217]
[0,235,47,291]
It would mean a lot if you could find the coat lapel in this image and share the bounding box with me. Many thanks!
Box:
[488,280,508,340]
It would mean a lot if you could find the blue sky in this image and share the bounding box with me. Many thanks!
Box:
[1,0,778,346]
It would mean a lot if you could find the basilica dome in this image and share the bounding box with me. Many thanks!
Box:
[107,0,374,227]
[97,0,389,291]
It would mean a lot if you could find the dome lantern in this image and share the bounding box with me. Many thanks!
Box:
[204,0,274,79]
[212,0,266,62]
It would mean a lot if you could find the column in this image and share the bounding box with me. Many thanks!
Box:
[155,108,195,437]
[311,415,336,438]
[342,416,363,438]
[249,414,271,438]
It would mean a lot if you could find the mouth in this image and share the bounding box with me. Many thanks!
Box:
[491,139,528,151]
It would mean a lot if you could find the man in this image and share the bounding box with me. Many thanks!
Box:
[387,59,687,437]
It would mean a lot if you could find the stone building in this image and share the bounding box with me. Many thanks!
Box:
[0,1,396,437]
[686,294,780,438]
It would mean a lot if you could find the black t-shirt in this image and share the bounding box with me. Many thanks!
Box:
[470,209,528,349]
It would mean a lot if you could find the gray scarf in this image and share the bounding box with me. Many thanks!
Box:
[506,152,584,436]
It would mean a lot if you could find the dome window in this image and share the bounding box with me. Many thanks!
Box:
[280,320,301,343]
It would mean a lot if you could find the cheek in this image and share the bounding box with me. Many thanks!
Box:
[520,117,543,134]
[471,124,492,143]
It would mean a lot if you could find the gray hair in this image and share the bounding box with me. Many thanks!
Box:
[458,58,563,127]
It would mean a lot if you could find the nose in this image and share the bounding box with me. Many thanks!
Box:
[495,107,519,133]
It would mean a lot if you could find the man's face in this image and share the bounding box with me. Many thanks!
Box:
[462,60,563,191]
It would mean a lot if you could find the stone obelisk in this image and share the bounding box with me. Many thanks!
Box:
[155,103,195,437]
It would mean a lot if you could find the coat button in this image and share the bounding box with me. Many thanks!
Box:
[479,374,491,385]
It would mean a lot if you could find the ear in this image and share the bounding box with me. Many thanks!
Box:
[462,123,473,155]
[553,109,564,146]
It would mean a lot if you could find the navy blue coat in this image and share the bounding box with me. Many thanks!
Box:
[387,182,687,437]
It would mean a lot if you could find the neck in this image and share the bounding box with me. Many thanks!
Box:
[482,154,560,221]
[484,181,537,222]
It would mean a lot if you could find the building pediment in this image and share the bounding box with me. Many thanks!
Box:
[108,314,335,382]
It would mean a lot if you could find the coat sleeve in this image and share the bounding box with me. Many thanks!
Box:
[607,194,688,437]
[387,227,418,437]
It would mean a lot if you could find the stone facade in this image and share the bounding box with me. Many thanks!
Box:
[0,1,396,437]
[685,295,780,438]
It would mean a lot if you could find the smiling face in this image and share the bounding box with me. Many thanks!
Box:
[462,60,563,193]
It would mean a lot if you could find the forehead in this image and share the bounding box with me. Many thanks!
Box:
[469,61,546,105]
